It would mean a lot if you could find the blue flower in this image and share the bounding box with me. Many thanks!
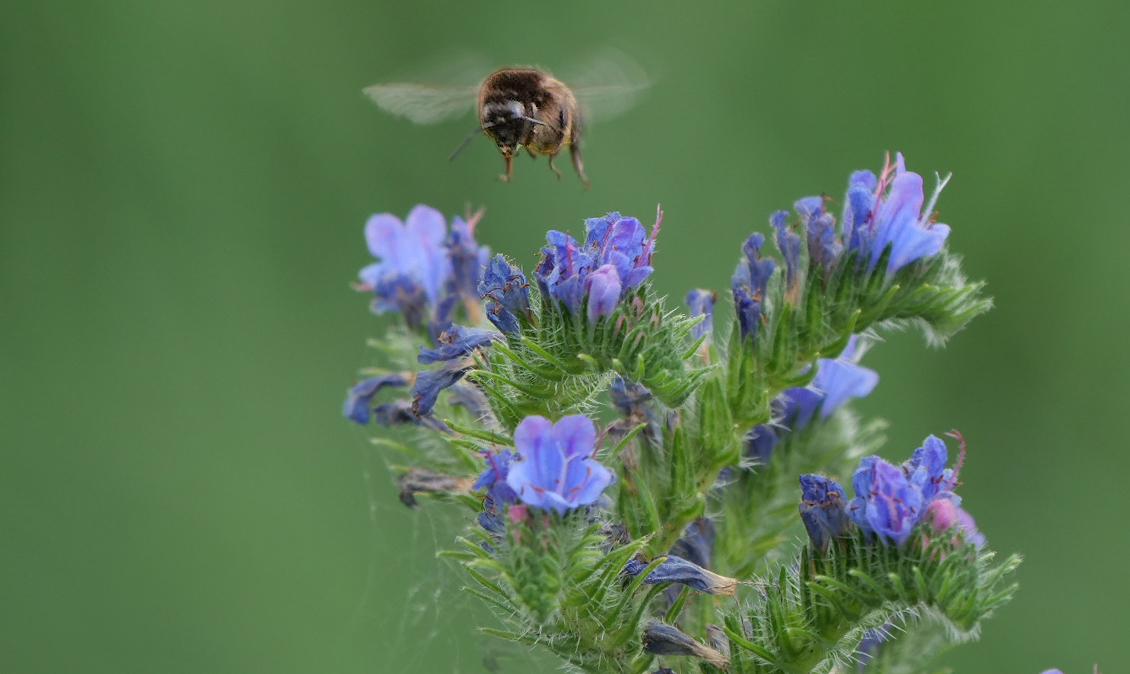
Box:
[343,373,410,424]
[798,474,852,551]
[731,233,776,343]
[586,264,623,323]
[474,449,518,506]
[504,415,615,514]
[901,434,957,502]
[411,359,474,416]
[795,196,840,270]
[849,456,924,546]
[358,205,452,326]
[685,289,716,341]
[847,434,979,548]
[807,337,880,422]
[445,209,491,312]
[534,211,659,322]
[845,153,951,273]
[417,324,501,364]
[746,337,878,462]
[770,211,801,299]
[478,254,531,334]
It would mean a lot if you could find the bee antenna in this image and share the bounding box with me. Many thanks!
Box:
[449,124,486,162]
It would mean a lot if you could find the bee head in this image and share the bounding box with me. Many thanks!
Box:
[481,100,545,157]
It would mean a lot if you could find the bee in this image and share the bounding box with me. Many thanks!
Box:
[363,52,647,187]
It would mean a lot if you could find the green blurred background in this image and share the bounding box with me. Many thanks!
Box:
[2,1,1125,672]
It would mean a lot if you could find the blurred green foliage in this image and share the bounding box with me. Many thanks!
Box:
[1,1,1126,672]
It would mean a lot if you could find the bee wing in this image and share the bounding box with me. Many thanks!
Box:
[363,82,479,125]
[561,47,651,123]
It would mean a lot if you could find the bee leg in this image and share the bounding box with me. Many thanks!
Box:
[547,152,563,179]
[499,154,513,182]
[525,146,537,159]
[569,142,591,189]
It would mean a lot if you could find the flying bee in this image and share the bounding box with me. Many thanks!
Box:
[363,51,648,187]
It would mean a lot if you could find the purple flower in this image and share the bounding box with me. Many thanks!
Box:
[842,170,878,254]
[848,434,981,548]
[343,373,410,424]
[474,449,518,506]
[445,209,491,310]
[795,196,840,269]
[901,434,957,502]
[798,474,852,551]
[731,233,776,343]
[746,337,878,462]
[478,254,531,334]
[504,415,614,514]
[417,324,501,364]
[846,153,951,273]
[358,205,452,326]
[849,456,924,546]
[411,359,474,416]
[534,211,659,321]
[685,289,716,341]
[586,264,623,323]
[770,211,801,299]
[808,337,880,421]
[924,498,986,549]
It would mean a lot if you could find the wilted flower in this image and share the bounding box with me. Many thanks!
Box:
[642,623,729,669]
[623,555,737,596]
[534,211,659,322]
[371,399,450,432]
[504,414,614,514]
[417,324,500,364]
[343,373,410,424]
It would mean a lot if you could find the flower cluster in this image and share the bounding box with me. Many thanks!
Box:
[341,154,1018,674]
[535,211,658,323]
[800,434,984,550]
